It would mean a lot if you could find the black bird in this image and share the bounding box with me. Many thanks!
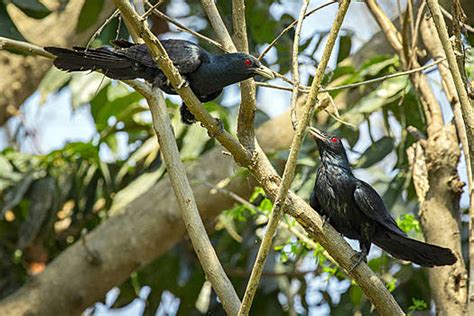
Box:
[308,127,457,269]
[44,39,274,124]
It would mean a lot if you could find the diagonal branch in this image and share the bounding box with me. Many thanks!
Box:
[258,0,338,61]
[289,0,310,129]
[238,1,351,314]
[199,0,237,53]
[425,0,474,174]
[111,1,241,313]
[366,0,443,135]
[127,81,241,314]
[232,0,258,149]
[143,0,224,50]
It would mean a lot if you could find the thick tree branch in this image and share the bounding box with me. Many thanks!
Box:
[239,2,350,314]
[367,1,467,314]
[425,0,474,188]
[128,81,241,314]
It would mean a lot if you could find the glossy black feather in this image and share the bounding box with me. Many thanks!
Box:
[309,129,457,267]
[45,39,273,124]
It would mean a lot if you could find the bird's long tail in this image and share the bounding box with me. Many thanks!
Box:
[44,46,155,81]
[374,232,457,267]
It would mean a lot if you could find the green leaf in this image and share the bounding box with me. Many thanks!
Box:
[76,0,105,32]
[355,136,395,168]
[11,0,51,19]
[70,73,110,109]
[37,68,72,104]
[396,214,421,234]
[337,34,352,64]
[0,3,26,41]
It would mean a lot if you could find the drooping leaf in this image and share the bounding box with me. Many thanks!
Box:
[337,34,352,64]
[76,0,105,32]
[37,68,72,104]
[0,3,26,41]
[11,0,51,19]
[355,136,395,169]
[70,73,110,109]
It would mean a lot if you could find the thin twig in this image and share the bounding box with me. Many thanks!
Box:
[366,0,444,134]
[425,0,474,165]
[258,0,338,61]
[0,37,53,58]
[143,0,224,50]
[290,0,310,130]
[238,2,351,315]
[200,0,237,53]
[86,9,120,49]
[439,5,474,33]
[255,58,445,93]
[141,0,163,19]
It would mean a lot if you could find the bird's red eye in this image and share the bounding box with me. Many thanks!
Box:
[330,137,338,143]
[244,59,252,66]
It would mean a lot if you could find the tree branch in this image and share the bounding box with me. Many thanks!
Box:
[199,0,237,53]
[127,81,241,314]
[239,1,351,314]
[143,0,225,51]
[257,0,338,61]
[111,1,242,312]
[289,0,309,129]
[425,0,474,182]
[367,1,468,313]
[0,0,116,125]
[232,0,258,149]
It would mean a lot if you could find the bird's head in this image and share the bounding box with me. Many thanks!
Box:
[225,53,275,80]
[308,127,350,168]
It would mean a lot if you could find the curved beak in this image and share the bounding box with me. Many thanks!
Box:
[254,64,275,79]
[308,126,325,141]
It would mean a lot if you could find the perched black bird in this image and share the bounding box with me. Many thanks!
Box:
[44,39,274,124]
[308,127,457,269]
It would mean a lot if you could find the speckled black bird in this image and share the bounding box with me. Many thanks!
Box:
[44,39,274,123]
[308,127,457,269]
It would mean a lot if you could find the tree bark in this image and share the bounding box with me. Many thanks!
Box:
[0,0,114,125]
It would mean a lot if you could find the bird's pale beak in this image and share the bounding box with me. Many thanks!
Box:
[308,126,325,141]
[254,65,275,79]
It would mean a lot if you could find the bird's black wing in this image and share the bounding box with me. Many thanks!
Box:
[112,39,205,74]
[162,39,207,73]
[353,181,406,236]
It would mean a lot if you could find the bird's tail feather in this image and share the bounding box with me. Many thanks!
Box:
[44,46,153,81]
[374,232,457,267]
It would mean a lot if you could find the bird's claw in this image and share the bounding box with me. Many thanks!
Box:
[322,215,329,228]
[348,251,367,272]
[207,118,224,138]
[177,79,189,89]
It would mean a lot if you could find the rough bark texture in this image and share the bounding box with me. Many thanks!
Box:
[0,0,114,125]
[420,15,471,313]
[408,125,467,315]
